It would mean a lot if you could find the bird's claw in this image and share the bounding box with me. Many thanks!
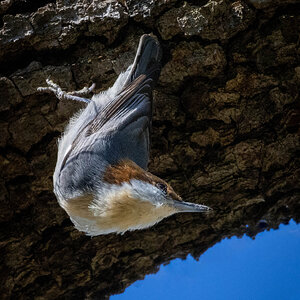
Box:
[68,83,96,97]
[37,79,95,104]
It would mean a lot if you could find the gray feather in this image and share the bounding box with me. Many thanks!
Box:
[53,34,162,200]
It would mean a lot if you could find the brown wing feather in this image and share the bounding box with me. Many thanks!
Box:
[86,75,146,136]
[60,75,147,170]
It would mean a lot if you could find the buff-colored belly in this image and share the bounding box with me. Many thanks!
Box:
[62,192,176,235]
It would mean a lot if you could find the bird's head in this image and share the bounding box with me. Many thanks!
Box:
[63,159,211,235]
[103,159,211,210]
[99,159,211,231]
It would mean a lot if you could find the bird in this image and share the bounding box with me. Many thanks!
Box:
[37,34,211,236]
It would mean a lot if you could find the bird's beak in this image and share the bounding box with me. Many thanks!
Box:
[172,200,212,213]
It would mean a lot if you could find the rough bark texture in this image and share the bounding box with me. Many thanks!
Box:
[0,0,300,299]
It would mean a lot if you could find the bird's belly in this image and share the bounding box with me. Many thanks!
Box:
[62,191,176,236]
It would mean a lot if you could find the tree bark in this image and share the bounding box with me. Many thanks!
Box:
[0,0,299,299]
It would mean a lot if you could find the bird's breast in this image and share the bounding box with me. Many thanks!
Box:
[61,188,175,235]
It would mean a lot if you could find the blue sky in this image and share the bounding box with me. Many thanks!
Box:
[112,220,300,300]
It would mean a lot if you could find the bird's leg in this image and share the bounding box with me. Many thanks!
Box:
[37,79,95,104]
[68,83,96,97]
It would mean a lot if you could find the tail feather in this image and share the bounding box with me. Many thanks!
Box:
[125,34,162,87]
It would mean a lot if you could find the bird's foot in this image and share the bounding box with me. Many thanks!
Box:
[37,79,95,104]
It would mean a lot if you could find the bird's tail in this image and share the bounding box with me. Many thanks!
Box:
[124,34,162,87]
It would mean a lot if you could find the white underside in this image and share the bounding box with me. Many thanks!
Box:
[65,181,176,236]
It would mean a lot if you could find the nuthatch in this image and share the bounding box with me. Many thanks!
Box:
[38,34,211,236]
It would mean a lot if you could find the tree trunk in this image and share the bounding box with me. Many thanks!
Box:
[0,0,299,299]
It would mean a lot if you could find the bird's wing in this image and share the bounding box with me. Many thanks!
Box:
[59,34,161,174]
[86,74,148,136]
[60,74,154,172]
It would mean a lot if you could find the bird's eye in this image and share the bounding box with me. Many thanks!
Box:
[156,182,168,195]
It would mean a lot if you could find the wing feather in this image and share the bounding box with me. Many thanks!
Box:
[57,34,161,182]
[59,75,152,170]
